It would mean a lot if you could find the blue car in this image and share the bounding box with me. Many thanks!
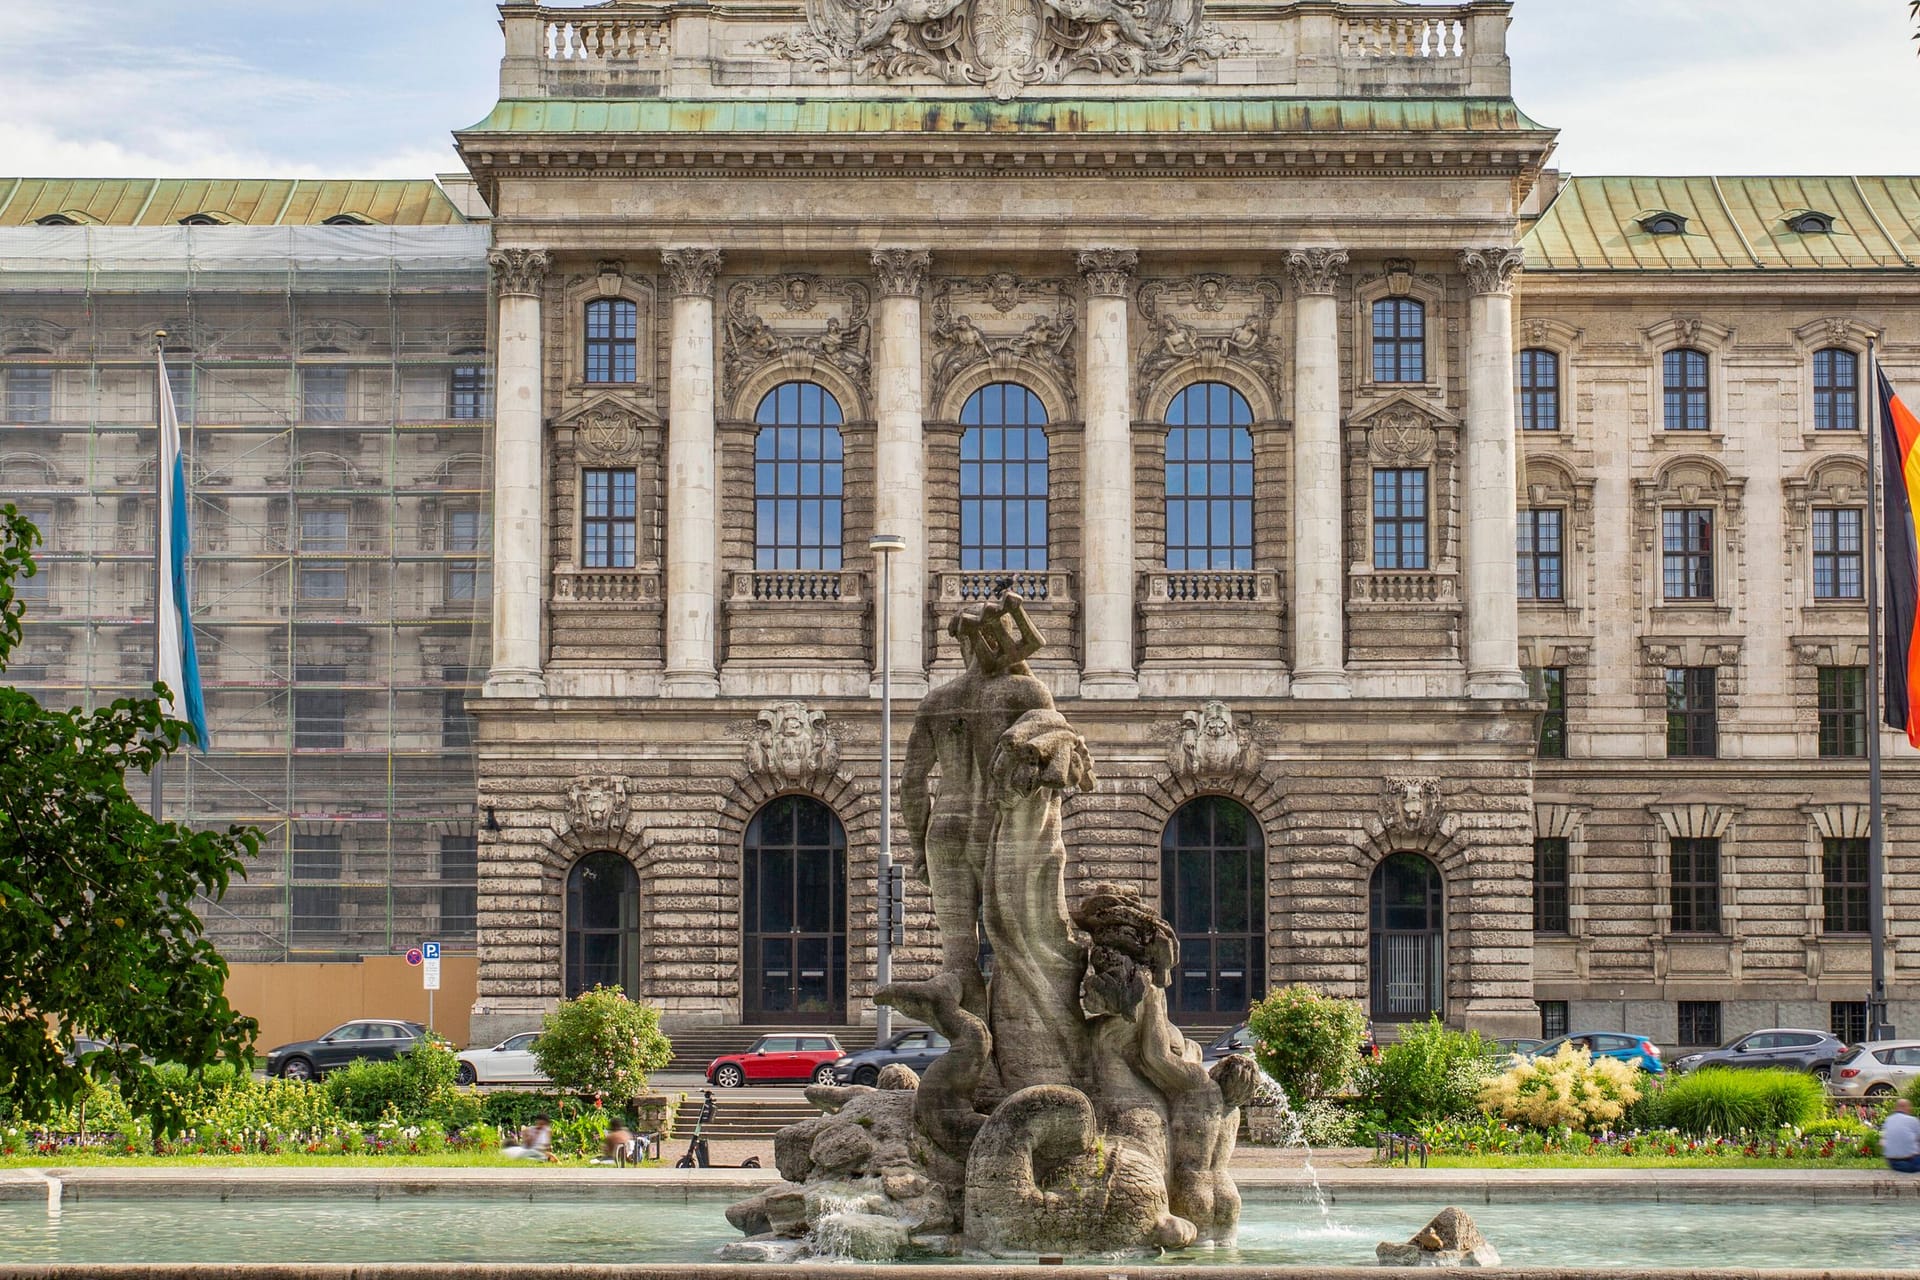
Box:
[1530,1031,1664,1075]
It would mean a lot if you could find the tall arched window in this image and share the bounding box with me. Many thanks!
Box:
[959,382,1049,571]
[1162,796,1266,1017]
[1165,382,1255,571]
[754,382,845,570]
[1372,298,1425,383]
[584,299,637,384]
[1813,348,1859,431]
[1663,348,1710,431]
[565,851,641,997]
[1519,348,1560,431]
[1369,852,1444,1022]
[743,795,848,1022]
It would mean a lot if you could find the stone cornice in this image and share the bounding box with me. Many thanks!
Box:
[488,247,552,298]
[661,247,724,297]
[870,248,930,298]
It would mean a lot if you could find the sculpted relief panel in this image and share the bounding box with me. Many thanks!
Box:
[931,275,1077,411]
[1137,276,1284,410]
[722,274,872,407]
[762,0,1238,99]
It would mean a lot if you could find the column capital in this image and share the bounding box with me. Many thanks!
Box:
[661,247,725,298]
[1284,248,1349,296]
[488,247,552,298]
[1075,248,1139,297]
[1459,246,1525,296]
[870,248,931,298]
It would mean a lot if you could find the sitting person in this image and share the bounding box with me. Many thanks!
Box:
[593,1116,636,1168]
[1882,1099,1920,1173]
[503,1114,553,1161]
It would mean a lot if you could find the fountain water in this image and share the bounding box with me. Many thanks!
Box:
[1245,1065,1334,1232]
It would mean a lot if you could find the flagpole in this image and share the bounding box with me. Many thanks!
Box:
[1866,339,1892,1038]
[152,331,167,823]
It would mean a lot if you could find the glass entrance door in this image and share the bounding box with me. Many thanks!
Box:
[743,796,847,1023]
[1161,796,1267,1019]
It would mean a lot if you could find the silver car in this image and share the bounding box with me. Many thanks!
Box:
[1829,1040,1920,1099]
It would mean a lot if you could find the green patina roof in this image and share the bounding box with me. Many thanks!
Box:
[0,179,471,227]
[1523,176,1920,271]
[459,96,1549,138]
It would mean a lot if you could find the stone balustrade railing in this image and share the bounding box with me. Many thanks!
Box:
[1141,569,1280,604]
[730,570,864,602]
[936,570,1074,605]
[1349,571,1459,604]
[540,11,670,62]
[552,569,662,603]
[1339,10,1469,60]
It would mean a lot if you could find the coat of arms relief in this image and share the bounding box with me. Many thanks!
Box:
[763,0,1237,99]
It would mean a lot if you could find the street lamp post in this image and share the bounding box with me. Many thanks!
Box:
[869,532,906,1043]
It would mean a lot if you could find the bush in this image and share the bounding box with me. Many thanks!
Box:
[323,1036,468,1127]
[552,1107,611,1157]
[533,987,673,1104]
[1358,1018,1498,1130]
[1245,984,1367,1103]
[1659,1068,1827,1135]
[1478,1045,1642,1132]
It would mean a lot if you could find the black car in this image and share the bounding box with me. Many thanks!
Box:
[1669,1027,1848,1078]
[829,1027,951,1085]
[264,1019,427,1080]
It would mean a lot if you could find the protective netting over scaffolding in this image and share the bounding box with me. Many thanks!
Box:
[0,225,494,961]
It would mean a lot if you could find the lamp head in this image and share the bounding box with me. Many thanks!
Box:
[868,533,906,555]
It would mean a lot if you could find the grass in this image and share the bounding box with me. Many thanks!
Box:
[0,1152,665,1169]
[1423,1153,1882,1170]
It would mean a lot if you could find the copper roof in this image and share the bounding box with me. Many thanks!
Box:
[0,179,472,227]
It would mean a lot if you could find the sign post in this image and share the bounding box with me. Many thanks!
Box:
[422,941,441,1032]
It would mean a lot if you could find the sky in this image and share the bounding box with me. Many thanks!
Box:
[0,0,1915,180]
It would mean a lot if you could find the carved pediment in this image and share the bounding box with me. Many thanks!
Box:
[1136,276,1283,412]
[723,274,871,407]
[0,317,75,355]
[557,394,659,465]
[931,275,1077,412]
[293,317,374,354]
[1354,394,1455,465]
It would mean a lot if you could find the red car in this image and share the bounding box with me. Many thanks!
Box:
[707,1033,844,1087]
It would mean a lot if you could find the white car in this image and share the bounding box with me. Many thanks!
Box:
[1830,1040,1920,1099]
[455,1032,548,1085]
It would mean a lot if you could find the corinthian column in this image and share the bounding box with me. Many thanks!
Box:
[484,247,551,698]
[871,249,931,697]
[1076,248,1140,699]
[1460,248,1530,699]
[1285,248,1350,699]
[661,247,724,698]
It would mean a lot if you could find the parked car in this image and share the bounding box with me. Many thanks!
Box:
[1828,1040,1920,1098]
[1530,1031,1665,1074]
[1493,1037,1544,1057]
[455,1032,548,1086]
[707,1034,844,1088]
[1201,1024,1256,1063]
[264,1020,427,1080]
[1669,1028,1847,1079]
[829,1028,950,1085]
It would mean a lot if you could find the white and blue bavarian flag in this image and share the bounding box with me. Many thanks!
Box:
[155,349,209,747]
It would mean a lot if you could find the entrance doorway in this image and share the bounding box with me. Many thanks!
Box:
[1161,796,1267,1019]
[743,795,847,1023]
[1369,852,1444,1022]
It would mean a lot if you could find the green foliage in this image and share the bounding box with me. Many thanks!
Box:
[323,1036,469,1127]
[551,1108,611,1157]
[1245,984,1367,1103]
[533,987,673,1103]
[1658,1068,1828,1135]
[1358,1018,1499,1129]
[0,504,258,1128]
[1478,1045,1643,1132]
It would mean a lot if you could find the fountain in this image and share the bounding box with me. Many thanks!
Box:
[726,591,1262,1260]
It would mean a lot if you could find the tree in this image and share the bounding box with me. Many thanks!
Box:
[1245,983,1368,1104]
[533,986,674,1104]
[0,504,258,1128]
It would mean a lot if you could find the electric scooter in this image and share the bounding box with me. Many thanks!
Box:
[674,1089,762,1168]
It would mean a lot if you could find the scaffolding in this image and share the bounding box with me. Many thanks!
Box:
[0,225,494,962]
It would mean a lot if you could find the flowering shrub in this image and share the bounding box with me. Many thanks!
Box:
[1479,1045,1641,1132]
[533,987,673,1104]
[1245,985,1368,1103]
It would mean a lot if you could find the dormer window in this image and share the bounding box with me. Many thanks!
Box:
[178,214,224,226]
[1638,211,1688,237]
[1786,210,1837,235]
[34,214,77,226]
[323,214,372,226]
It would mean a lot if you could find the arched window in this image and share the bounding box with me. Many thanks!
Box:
[1162,796,1266,1017]
[1165,382,1254,571]
[584,299,637,384]
[959,382,1049,571]
[1369,853,1444,1022]
[1372,298,1425,383]
[753,382,845,571]
[1663,348,1710,431]
[565,851,641,998]
[1519,348,1560,432]
[1813,348,1859,432]
[743,795,848,1022]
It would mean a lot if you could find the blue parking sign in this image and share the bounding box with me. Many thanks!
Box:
[423,941,440,960]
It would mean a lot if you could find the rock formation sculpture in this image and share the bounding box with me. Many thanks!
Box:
[726,591,1256,1259]
[1377,1206,1502,1268]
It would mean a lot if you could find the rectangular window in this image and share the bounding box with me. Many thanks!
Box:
[1662,508,1714,600]
[1823,836,1871,935]
[1663,348,1710,431]
[1814,348,1860,431]
[1666,667,1718,758]
[584,300,638,384]
[441,666,474,748]
[1371,468,1428,570]
[444,508,487,602]
[1670,836,1722,934]
[1831,1000,1869,1045]
[1528,666,1567,758]
[438,834,478,939]
[1519,349,1560,431]
[14,504,51,603]
[1517,508,1564,601]
[582,468,638,569]
[1371,298,1425,384]
[1812,508,1864,601]
[5,367,53,423]
[293,663,347,750]
[298,507,349,602]
[290,832,343,939]
[448,364,490,420]
[1539,1000,1569,1041]
[1534,837,1570,934]
[1819,666,1868,758]
[1677,1001,1721,1048]
[292,832,342,881]
[301,367,349,422]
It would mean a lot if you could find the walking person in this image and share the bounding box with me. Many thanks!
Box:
[1880,1099,1920,1173]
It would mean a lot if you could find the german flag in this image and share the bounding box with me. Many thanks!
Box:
[1881,366,1920,747]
